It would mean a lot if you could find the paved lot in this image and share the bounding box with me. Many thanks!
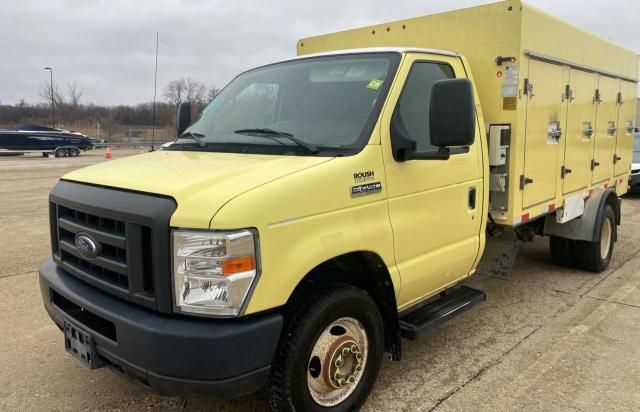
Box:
[1,150,640,411]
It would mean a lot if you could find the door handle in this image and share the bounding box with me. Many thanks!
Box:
[613,154,622,164]
[591,159,600,170]
[519,175,533,190]
[468,187,476,210]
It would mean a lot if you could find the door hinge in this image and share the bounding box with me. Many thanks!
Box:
[593,88,602,104]
[591,159,600,170]
[560,165,572,179]
[519,174,533,190]
[613,154,622,164]
[617,92,623,105]
[523,78,533,95]
[563,84,573,102]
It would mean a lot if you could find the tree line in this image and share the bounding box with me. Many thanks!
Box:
[0,78,219,141]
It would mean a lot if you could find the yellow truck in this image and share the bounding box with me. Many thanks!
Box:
[39,1,637,410]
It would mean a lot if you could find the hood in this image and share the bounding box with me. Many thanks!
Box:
[63,150,332,228]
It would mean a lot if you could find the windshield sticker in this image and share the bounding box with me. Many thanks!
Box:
[366,79,384,90]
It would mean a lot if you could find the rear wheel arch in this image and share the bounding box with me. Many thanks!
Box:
[592,189,620,242]
[283,251,401,361]
[603,189,621,226]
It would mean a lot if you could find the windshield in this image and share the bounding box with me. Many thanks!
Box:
[169,53,400,156]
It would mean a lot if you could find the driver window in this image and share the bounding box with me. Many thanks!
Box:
[394,62,454,152]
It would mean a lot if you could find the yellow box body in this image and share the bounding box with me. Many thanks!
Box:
[298,0,639,226]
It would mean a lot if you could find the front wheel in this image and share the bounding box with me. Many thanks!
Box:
[266,283,384,412]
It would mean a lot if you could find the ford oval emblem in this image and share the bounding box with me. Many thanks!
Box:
[74,233,101,259]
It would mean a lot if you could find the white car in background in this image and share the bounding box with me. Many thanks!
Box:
[160,141,174,150]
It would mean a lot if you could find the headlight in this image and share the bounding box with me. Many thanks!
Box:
[172,229,258,316]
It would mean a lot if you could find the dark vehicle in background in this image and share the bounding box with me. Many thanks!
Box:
[631,129,640,191]
[0,124,93,157]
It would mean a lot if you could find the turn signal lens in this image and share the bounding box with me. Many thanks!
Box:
[222,256,256,276]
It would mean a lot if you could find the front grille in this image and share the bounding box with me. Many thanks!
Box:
[51,202,154,303]
[57,205,129,290]
[49,180,177,312]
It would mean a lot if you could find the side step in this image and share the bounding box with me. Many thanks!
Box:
[399,286,486,340]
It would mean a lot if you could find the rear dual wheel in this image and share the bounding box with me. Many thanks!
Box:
[549,205,615,272]
[266,283,384,411]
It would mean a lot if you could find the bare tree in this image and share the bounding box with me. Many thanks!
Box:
[66,81,84,125]
[67,81,84,107]
[207,86,220,103]
[163,78,208,108]
[38,80,64,107]
[97,109,119,138]
[184,78,207,105]
[163,79,187,106]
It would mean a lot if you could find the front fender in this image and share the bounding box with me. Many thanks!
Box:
[209,146,400,315]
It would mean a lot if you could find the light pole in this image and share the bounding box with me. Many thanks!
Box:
[44,67,55,127]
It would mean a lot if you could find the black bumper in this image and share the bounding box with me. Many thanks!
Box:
[630,173,640,188]
[39,258,283,398]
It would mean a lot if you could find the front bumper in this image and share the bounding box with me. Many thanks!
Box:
[39,258,283,397]
[630,173,640,188]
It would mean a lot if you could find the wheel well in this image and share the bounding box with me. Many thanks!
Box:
[285,252,401,361]
[604,190,621,225]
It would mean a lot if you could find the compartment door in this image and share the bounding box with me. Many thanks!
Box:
[592,76,620,184]
[614,80,637,176]
[522,60,566,209]
[562,69,597,194]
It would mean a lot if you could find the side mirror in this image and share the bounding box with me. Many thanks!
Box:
[429,78,476,148]
[176,102,192,137]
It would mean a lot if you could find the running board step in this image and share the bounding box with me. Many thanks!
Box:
[399,286,486,340]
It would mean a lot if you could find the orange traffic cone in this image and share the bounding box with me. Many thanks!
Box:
[105,146,112,159]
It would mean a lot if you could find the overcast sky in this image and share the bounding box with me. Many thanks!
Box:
[1,0,638,106]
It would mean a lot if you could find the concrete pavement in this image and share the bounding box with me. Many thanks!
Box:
[1,150,640,411]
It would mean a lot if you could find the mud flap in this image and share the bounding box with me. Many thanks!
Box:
[476,230,520,278]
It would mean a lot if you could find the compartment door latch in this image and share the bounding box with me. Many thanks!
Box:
[519,175,533,190]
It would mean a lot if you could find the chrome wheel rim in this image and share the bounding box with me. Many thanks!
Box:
[307,317,368,407]
[600,218,612,260]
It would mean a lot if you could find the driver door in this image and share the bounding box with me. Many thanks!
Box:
[380,53,484,310]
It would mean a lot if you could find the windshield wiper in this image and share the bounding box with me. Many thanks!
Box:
[234,128,319,154]
[179,131,207,148]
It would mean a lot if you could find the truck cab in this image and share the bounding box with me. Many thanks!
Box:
[40,48,486,410]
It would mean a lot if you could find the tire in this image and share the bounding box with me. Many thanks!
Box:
[266,282,384,412]
[574,204,616,272]
[549,236,575,267]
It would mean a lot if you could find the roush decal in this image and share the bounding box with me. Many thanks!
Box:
[353,170,375,183]
[351,182,382,197]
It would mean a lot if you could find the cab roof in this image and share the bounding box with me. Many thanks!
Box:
[290,47,459,61]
